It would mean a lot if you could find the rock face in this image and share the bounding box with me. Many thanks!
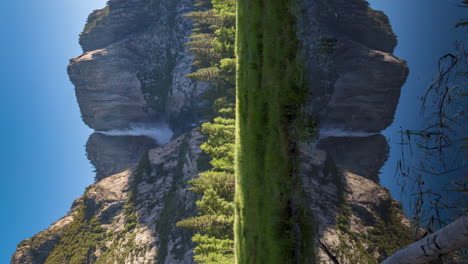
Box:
[299,0,408,133]
[12,0,412,263]
[70,0,209,180]
[86,133,158,181]
[318,135,389,182]
[69,0,208,132]
[11,205,80,264]
[298,0,413,262]
[69,48,151,131]
[299,146,413,263]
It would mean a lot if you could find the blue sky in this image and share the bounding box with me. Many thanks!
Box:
[0,0,107,261]
[367,0,467,218]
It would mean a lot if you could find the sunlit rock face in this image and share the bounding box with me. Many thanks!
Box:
[79,0,152,53]
[68,0,209,181]
[12,0,211,261]
[69,48,152,132]
[69,0,208,132]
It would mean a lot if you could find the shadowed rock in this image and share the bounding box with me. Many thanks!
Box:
[69,0,208,132]
[318,134,389,182]
[321,41,408,132]
[86,133,158,181]
[317,0,398,53]
[298,0,413,262]
[300,0,408,133]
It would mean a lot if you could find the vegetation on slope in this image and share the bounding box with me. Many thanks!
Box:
[44,196,106,264]
[334,194,413,263]
[94,154,151,263]
[182,1,312,263]
[177,0,237,263]
[82,6,110,35]
[234,0,308,263]
[44,155,151,264]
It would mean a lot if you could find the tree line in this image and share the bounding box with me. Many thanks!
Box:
[176,0,236,263]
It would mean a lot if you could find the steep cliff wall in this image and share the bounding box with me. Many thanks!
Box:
[12,0,412,263]
[86,133,158,180]
[299,0,408,133]
[298,0,413,262]
[70,0,207,132]
[69,0,208,180]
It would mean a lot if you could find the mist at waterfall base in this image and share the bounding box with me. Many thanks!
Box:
[368,0,467,225]
[319,128,378,139]
[97,123,174,145]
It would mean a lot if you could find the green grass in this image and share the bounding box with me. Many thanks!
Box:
[234,0,306,263]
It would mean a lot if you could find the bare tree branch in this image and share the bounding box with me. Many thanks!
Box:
[381,214,468,264]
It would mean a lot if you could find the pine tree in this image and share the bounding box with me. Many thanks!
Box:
[189,171,235,200]
[185,67,223,83]
[194,0,213,8]
[192,234,234,264]
[183,10,222,27]
[178,1,237,263]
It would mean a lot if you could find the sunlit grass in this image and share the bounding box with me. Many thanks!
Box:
[234,0,305,263]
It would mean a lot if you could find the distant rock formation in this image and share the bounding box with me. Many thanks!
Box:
[12,0,412,263]
[68,0,208,179]
[298,0,412,262]
[299,0,408,133]
[86,133,157,180]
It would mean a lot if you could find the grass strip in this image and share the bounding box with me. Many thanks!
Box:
[234,0,304,263]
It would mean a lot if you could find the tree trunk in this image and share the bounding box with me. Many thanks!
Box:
[381,214,468,264]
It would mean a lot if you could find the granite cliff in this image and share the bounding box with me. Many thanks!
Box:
[12,0,412,263]
[298,0,412,262]
[69,0,208,181]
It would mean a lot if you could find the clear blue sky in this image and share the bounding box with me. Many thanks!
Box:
[0,0,107,261]
[368,0,467,217]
